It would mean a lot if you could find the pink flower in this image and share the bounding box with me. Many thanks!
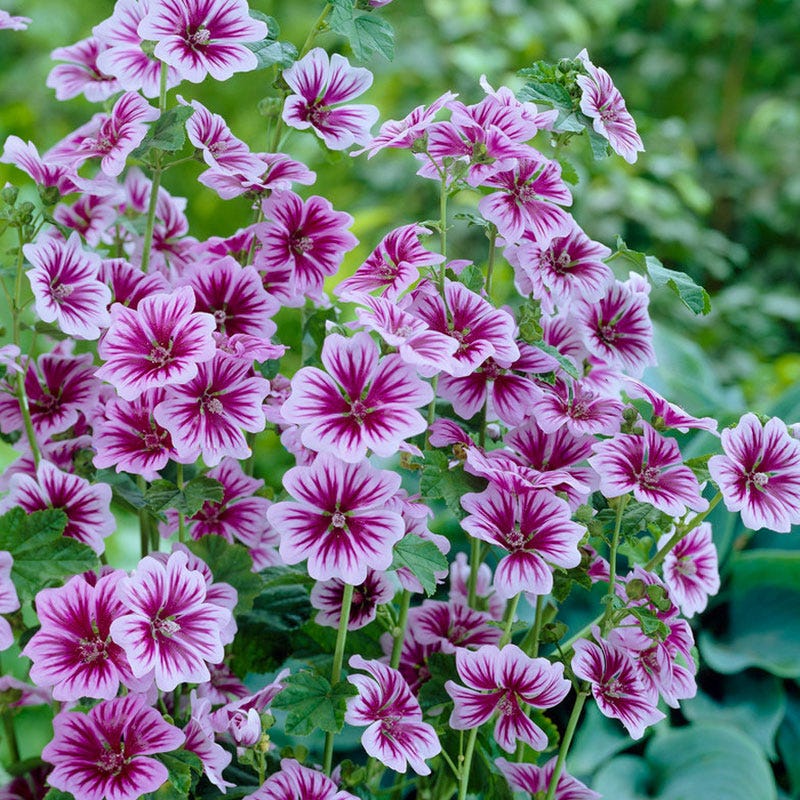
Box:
[572,627,665,738]
[282,48,379,150]
[448,552,505,620]
[182,97,264,176]
[183,256,279,338]
[94,0,183,97]
[0,136,81,194]
[335,224,444,301]
[708,412,800,533]
[352,296,459,377]
[54,193,119,248]
[311,569,394,631]
[0,551,20,651]
[23,232,110,340]
[256,190,357,302]
[346,655,441,775]
[183,691,234,793]
[661,523,719,617]
[42,694,185,800]
[267,454,405,584]
[281,332,433,462]
[461,486,584,599]
[496,757,600,800]
[589,423,709,516]
[92,389,183,481]
[159,458,271,548]
[0,351,99,439]
[446,644,570,752]
[96,286,217,401]
[48,91,159,177]
[0,460,114,554]
[153,352,269,466]
[110,550,233,691]
[575,277,656,376]
[100,258,170,309]
[199,151,316,201]
[478,156,572,244]
[354,90,456,158]
[138,0,269,83]
[622,377,718,435]
[0,10,31,30]
[23,571,144,700]
[46,37,120,102]
[410,279,520,377]
[413,600,501,653]
[576,49,644,164]
[245,759,357,800]
[531,377,623,437]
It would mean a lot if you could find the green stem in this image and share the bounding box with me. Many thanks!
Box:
[390,589,411,669]
[299,3,332,58]
[543,690,588,800]
[175,462,186,545]
[323,581,354,775]
[458,727,479,800]
[528,595,545,658]
[485,227,497,299]
[645,491,723,572]
[439,171,448,282]
[499,593,521,647]
[139,62,169,274]
[466,536,481,608]
[601,495,629,634]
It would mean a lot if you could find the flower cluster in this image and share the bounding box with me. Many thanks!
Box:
[0,3,795,800]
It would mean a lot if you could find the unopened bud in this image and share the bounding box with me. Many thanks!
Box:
[38,185,60,207]
[626,578,646,601]
[1,185,18,206]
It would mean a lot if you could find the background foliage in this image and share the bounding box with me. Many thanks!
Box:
[1,0,799,797]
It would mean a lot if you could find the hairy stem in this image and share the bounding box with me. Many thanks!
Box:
[390,589,412,670]
[323,581,354,775]
[499,592,521,647]
[544,690,588,800]
[457,726,479,800]
[601,494,629,634]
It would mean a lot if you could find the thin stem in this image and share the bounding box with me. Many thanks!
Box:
[466,536,481,608]
[439,170,448,281]
[645,491,723,572]
[499,592,521,647]
[175,462,186,545]
[299,3,332,59]
[528,595,545,658]
[457,727,479,800]
[139,62,169,274]
[543,690,588,800]
[485,227,497,299]
[390,589,411,670]
[322,581,354,775]
[601,495,629,634]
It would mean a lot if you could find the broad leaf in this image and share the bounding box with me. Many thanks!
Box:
[0,508,98,601]
[135,106,195,154]
[419,450,487,520]
[271,671,357,735]
[186,535,263,615]
[329,0,395,61]
[517,81,573,111]
[144,477,223,516]
[391,534,448,596]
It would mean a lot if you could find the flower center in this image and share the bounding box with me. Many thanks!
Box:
[148,343,173,367]
[213,308,228,325]
[96,748,128,776]
[51,283,74,300]
[518,183,539,203]
[599,323,619,343]
[481,359,502,380]
[350,399,369,423]
[186,24,211,49]
[675,555,697,577]
[142,431,163,450]
[291,233,314,254]
[154,616,180,638]
[639,465,661,488]
[330,510,347,528]
[505,525,526,549]
[307,103,332,128]
[496,693,516,716]
[203,396,224,415]
[751,471,769,489]
[78,636,108,664]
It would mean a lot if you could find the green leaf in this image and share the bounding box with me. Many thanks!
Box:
[777,694,800,798]
[0,508,98,602]
[329,0,395,61]
[144,477,224,516]
[587,126,611,160]
[43,791,75,800]
[186,535,263,615]
[558,157,580,185]
[517,81,573,111]
[303,306,338,361]
[182,476,224,516]
[536,341,580,379]
[700,550,800,677]
[146,750,204,800]
[458,263,484,294]
[682,673,786,760]
[135,106,195,154]
[391,534,448,597]
[271,671,357,735]
[245,38,298,71]
[517,296,543,344]
[419,450,487,520]
[94,468,147,510]
[416,651,458,713]
[608,238,711,316]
